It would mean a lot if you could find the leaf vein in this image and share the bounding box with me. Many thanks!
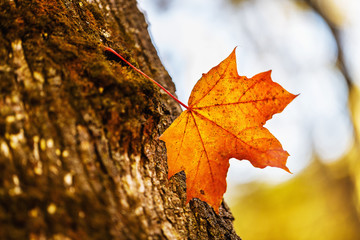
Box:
[192,110,268,154]
[190,111,216,187]
[191,59,232,107]
[193,96,293,110]
[174,112,191,165]
[237,77,265,102]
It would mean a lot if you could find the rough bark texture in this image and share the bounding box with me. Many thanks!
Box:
[0,0,241,239]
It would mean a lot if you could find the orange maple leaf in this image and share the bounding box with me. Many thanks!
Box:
[159,48,297,213]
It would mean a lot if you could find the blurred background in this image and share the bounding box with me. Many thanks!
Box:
[137,0,360,239]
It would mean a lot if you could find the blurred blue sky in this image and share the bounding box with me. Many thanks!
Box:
[137,0,359,189]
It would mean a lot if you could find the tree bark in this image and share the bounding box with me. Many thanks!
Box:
[0,0,240,239]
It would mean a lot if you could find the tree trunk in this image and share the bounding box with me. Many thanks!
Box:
[0,0,240,239]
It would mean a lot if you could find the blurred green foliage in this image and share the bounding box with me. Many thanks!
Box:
[230,147,360,239]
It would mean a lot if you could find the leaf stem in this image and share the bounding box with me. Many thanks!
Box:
[103,46,189,110]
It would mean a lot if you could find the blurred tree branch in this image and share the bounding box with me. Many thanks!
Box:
[299,0,360,149]
[299,0,353,90]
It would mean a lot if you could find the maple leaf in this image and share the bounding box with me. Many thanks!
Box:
[159,48,297,213]
[103,46,296,214]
